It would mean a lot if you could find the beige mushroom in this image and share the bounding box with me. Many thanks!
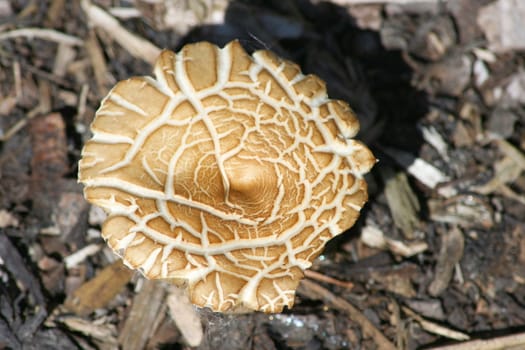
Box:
[78,40,375,313]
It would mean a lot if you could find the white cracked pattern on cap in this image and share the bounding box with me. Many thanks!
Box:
[78,40,375,313]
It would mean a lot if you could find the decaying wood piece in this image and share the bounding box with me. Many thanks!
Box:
[58,316,118,349]
[63,260,134,316]
[361,225,428,257]
[166,285,203,347]
[29,112,68,226]
[473,138,525,203]
[380,166,420,239]
[477,0,525,53]
[118,279,167,350]
[428,226,464,296]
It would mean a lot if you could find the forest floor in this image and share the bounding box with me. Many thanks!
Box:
[1,0,525,349]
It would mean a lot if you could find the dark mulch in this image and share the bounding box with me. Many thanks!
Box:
[1,0,525,349]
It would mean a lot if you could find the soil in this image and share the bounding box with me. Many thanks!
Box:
[1,1,525,349]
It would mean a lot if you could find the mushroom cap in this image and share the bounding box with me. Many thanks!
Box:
[78,40,375,313]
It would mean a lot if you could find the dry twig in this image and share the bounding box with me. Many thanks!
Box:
[304,270,354,289]
[403,306,469,341]
[428,332,525,350]
[81,0,161,65]
[0,28,83,46]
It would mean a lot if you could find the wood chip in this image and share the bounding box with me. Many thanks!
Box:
[420,125,449,160]
[63,244,103,269]
[428,226,464,296]
[381,166,421,239]
[429,195,494,229]
[495,138,525,170]
[0,28,83,46]
[29,112,68,223]
[478,0,525,53]
[382,147,450,189]
[63,260,133,316]
[119,279,166,350]
[472,139,525,203]
[166,285,203,347]
[369,264,419,298]
[361,225,428,257]
[0,209,19,228]
[59,316,118,347]
[0,0,12,17]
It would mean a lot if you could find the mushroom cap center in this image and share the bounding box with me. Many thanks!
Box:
[225,158,277,217]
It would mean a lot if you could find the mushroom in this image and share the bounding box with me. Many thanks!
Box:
[78,40,375,313]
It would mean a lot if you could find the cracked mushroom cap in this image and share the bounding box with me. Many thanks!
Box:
[78,40,375,313]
